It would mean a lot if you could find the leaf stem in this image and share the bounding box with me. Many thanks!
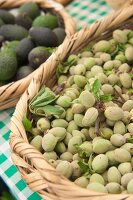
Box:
[53,83,65,95]
[113,98,123,104]
[94,116,100,136]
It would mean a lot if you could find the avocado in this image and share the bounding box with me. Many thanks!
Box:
[16,38,34,63]
[0,9,15,24]
[0,24,28,41]
[15,14,32,30]
[2,41,20,52]
[19,2,40,20]
[15,65,33,80]
[0,80,8,86]
[32,14,58,29]
[0,18,4,27]
[53,27,66,44]
[28,46,52,69]
[0,50,18,81]
[29,27,58,47]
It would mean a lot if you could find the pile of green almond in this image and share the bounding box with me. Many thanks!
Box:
[23,28,133,194]
[0,2,66,86]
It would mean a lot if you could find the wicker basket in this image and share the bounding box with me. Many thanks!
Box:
[10,3,133,200]
[105,0,131,9]
[0,0,76,110]
[55,0,72,6]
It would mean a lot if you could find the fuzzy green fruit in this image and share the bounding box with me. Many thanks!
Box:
[33,15,58,29]
[56,161,72,178]
[92,154,108,174]
[0,50,17,81]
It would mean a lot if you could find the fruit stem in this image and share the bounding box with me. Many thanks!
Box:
[114,87,126,103]
[113,98,123,104]
[94,116,100,136]
[53,83,65,95]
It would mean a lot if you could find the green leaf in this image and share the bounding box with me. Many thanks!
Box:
[111,43,125,58]
[29,87,59,115]
[32,105,65,118]
[75,145,86,158]
[66,55,78,66]
[118,43,125,51]
[111,45,119,57]
[103,70,113,76]
[78,160,90,174]
[56,63,70,78]
[78,156,95,175]
[92,79,101,99]
[75,144,91,158]
[56,55,78,77]
[127,137,133,143]
[88,154,95,173]
[100,94,112,102]
[30,87,45,105]
[30,87,58,108]
[42,105,64,118]
[22,115,32,133]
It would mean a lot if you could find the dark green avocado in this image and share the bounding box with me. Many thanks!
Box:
[0,24,28,41]
[15,14,32,30]
[29,27,58,47]
[0,9,15,24]
[16,38,34,63]
[0,49,18,81]
[19,2,40,20]
[28,46,53,69]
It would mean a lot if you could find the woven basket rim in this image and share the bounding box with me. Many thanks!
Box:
[0,0,76,110]
[105,0,132,9]
[10,3,133,200]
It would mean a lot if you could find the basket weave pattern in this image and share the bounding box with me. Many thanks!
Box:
[55,0,72,6]
[10,4,133,200]
[0,0,76,110]
[105,0,133,9]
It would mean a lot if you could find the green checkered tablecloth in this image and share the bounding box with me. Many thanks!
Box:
[66,0,111,29]
[0,0,111,199]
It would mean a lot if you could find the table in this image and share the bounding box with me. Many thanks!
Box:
[0,0,111,199]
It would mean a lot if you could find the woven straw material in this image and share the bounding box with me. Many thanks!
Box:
[0,0,76,111]
[10,4,133,200]
[55,0,72,6]
[105,0,132,9]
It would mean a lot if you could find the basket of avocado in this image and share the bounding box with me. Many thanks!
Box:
[10,2,133,200]
[0,0,76,110]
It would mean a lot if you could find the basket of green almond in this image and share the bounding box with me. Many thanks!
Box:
[10,3,133,200]
[0,0,76,110]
